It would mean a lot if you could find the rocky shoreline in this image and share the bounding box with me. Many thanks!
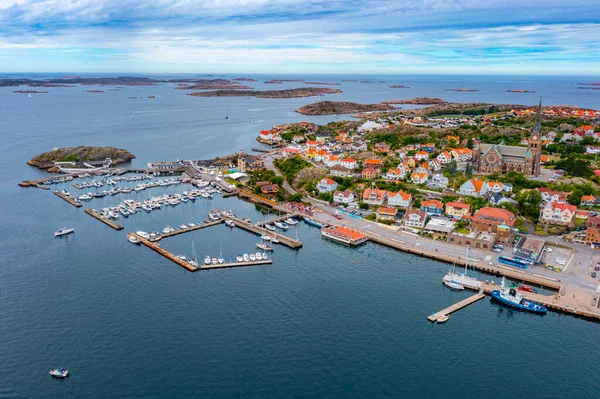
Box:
[189,87,341,98]
[27,146,135,172]
[295,101,394,115]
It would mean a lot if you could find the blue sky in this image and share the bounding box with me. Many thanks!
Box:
[0,0,599,74]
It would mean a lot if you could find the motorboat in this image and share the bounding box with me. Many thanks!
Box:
[212,257,218,265]
[78,194,92,201]
[518,284,536,293]
[179,224,188,230]
[218,255,224,264]
[274,221,289,230]
[243,254,250,262]
[261,252,268,260]
[49,368,69,378]
[178,255,187,261]
[304,217,323,228]
[208,212,220,221]
[136,231,150,240]
[162,226,174,234]
[224,219,235,227]
[491,277,547,314]
[443,280,465,290]
[285,218,298,225]
[54,227,74,237]
[127,234,140,244]
[256,242,274,251]
[437,315,449,323]
[249,253,256,262]
[255,252,263,261]
[261,234,273,241]
[265,224,275,231]
[204,256,211,265]
[236,254,244,262]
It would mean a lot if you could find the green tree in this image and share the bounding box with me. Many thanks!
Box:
[568,190,583,206]
[288,193,303,202]
[359,202,369,210]
[413,198,422,209]
[516,190,543,219]
[465,163,473,178]
[444,160,457,177]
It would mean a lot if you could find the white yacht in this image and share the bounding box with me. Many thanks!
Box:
[136,231,150,240]
[127,234,139,244]
[249,253,256,262]
[255,252,263,261]
[54,227,74,237]
[236,254,244,262]
[204,256,211,265]
[49,368,69,378]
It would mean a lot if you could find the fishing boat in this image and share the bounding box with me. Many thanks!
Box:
[437,315,449,323]
[249,253,256,262]
[491,277,547,314]
[204,255,211,265]
[304,217,323,228]
[243,254,250,262]
[274,221,289,230]
[49,368,69,378]
[443,280,465,290]
[127,234,140,244]
[236,254,244,262]
[265,224,275,231]
[54,227,74,237]
[224,219,235,227]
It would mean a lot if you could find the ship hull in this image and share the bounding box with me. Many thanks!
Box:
[491,290,547,314]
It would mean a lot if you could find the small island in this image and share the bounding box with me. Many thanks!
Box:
[507,89,535,93]
[233,78,256,82]
[189,87,342,99]
[446,88,479,92]
[175,79,252,90]
[390,85,409,88]
[13,90,48,94]
[87,90,104,93]
[382,97,446,105]
[27,146,135,172]
[295,101,394,115]
[304,81,340,85]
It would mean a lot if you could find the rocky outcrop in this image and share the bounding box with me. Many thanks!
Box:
[27,146,135,171]
[383,97,446,105]
[189,87,341,98]
[295,101,394,115]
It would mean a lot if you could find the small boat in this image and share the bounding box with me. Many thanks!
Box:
[304,217,323,228]
[236,254,244,262]
[179,224,188,230]
[224,219,235,227]
[256,242,274,251]
[518,284,536,293]
[218,242,224,264]
[274,221,289,230]
[162,226,173,234]
[437,315,449,323]
[249,253,256,262]
[208,212,220,221]
[136,231,150,240]
[188,259,198,267]
[54,227,74,237]
[265,224,275,231]
[178,255,187,261]
[204,256,211,265]
[49,368,69,378]
[255,252,262,261]
[78,194,92,201]
[285,218,298,225]
[443,280,465,290]
[261,252,268,260]
[261,234,273,241]
[243,254,250,262]
[127,234,140,244]
[491,277,547,314]
[212,257,218,265]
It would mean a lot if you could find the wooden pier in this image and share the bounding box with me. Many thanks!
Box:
[428,292,486,322]
[152,219,224,241]
[255,214,298,228]
[54,190,83,208]
[130,233,273,272]
[84,209,124,230]
[230,217,303,249]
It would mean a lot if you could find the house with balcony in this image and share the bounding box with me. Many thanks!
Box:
[427,173,449,189]
[317,178,338,193]
[362,188,387,206]
[361,168,378,179]
[376,207,398,222]
[340,158,357,170]
[411,172,428,185]
[459,178,486,197]
[387,190,412,208]
[539,202,577,226]
[445,202,471,220]
[420,199,443,216]
[403,209,428,228]
[385,168,405,181]
[333,190,355,204]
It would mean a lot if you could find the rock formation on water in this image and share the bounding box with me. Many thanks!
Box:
[295,101,394,115]
[27,146,135,171]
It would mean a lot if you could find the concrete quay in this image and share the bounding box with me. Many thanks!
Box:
[54,190,83,208]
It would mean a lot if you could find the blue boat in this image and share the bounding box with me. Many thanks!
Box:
[491,277,547,314]
[304,217,323,228]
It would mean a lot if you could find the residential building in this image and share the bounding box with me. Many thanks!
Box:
[536,188,568,204]
[377,207,398,222]
[316,178,338,193]
[365,159,384,171]
[403,209,428,228]
[581,195,597,206]
[539,202,577,226]
[420,199,443,216]
[333,190,355,204]
[585,216,600,246]
[488,193,515,206]
[471,207,516,232]
[361,168,378,179]
[387,191,412,208]
[323,155,341,168]
[329,165,353,177]
[362,188,387,206]
[459,178,485,197]
[260,183,280,197]
[340,158,357,170]
[483,181,504,194]
[415,150,429,161]
[445,202,471,220]
[385,168,405,181]
[427,173,449,189]
[411,172,428,184]
[437,151,452,164]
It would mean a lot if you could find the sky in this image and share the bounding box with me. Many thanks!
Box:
[0,0,599,75]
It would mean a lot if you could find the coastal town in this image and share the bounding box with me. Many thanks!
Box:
[20,98,600,321]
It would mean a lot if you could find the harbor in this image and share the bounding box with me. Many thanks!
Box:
[54,190,83,207]
[84,208,124,230]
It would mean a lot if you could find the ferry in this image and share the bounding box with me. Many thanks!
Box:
[491,277,547,314]
[54,227,74,237]
[49,368,69,378]
[304,217,324,228]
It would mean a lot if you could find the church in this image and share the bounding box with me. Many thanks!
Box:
[472,99,543,176]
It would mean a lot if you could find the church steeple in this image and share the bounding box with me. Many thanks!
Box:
[528,97,542,176]
[532,96,542,138]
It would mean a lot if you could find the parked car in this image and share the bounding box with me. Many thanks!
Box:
[556,258,566,266]
[492,248,502,253]
[544,247,553,253]
[494,244,505,250]
[592,272,597,278]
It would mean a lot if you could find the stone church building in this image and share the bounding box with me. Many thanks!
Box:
[472,99,543,176]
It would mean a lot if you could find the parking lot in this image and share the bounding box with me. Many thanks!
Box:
[540,245,573,270]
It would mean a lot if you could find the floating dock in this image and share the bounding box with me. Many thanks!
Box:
[255,214,296,228]
[428,292,486,322]
[152,219,224,241]
[54,190,83,208]
[230,217,303,248]
[84,209,124,230]
[199,259,272,270]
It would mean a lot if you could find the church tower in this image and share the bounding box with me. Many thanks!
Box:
[528,97,543,176]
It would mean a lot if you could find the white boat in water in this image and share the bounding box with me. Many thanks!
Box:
[225,219,235,227]
[274,221,289,230]
[136,231,150,240]
[127,234,139,244]
[261,252,268,260]
[285,218,298,225]
[249,253,256,261]
[443,280,464,290]
[236,254,244,262]
[243,254,250,262]
[54,227,74,237]
[49,368,69,378]
[265,224,275,231]
[442,247,481,289]
[204,255,211,265]
[257,242,274,251]
[255,252,262,261]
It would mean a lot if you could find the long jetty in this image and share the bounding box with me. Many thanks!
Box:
[255,214,296,227]
[428,292,486,322]
[152,219,224,241]
[130,233,273,272]
[54,190,83,208]
[84,209,124,230]
[231,217,303,249]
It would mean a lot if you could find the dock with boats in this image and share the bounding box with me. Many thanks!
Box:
[54,190,83,208]
[84,208,124,230]
[152,219,224,241]
[229,217,303,248]
[428,292,486,322]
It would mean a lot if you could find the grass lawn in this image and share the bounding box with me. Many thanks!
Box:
[455,228,470,234]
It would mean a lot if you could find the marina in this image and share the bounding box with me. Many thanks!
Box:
[84,208,124,230]
[53,190,82,207]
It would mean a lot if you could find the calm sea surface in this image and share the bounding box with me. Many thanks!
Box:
[0,75,599,398]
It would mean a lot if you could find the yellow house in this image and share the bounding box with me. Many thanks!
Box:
[445,202,471,220]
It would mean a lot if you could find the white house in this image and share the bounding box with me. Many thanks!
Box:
[386,168,405,181]
[483,181,504,194]
[333,190,355,204]
[403,209,427,228]
[437,151,452,164]
[411,172,428,184]
[427,173,449,189]
[340,158,357,170]
[362,188,387,206]
[323,155,341,168]
[539,202,576,226]
[459,178,485,197]
[387,191,412,208]
[536,188,568,204]
[317,178,338,193]
[415,150,429,161]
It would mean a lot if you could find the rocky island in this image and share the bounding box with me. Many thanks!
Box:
[13,90,48,94]
[175,79,252,90]
[389,84,409,88]
[446,88,479,92]
[383,97,446,105]
[507,89,535,93]
[27,146,135,172]
[189,87,341,99]
[295,101,394,115]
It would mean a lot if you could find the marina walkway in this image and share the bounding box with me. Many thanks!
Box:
[152,220,224,241]
[428,292,486,322]
[54,190,82,208]
[85,209,123,230]
[230,217,303,249]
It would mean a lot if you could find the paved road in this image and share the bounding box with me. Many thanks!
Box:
[263,154,297,195]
